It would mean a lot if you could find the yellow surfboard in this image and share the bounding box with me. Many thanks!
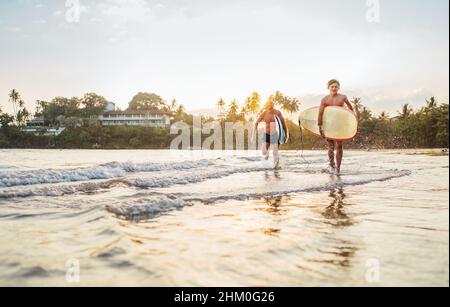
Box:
[299,106,358,141]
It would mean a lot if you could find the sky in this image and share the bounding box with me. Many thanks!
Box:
[0,0,449,116]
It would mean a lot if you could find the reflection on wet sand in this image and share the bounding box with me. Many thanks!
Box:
[263,197,283,215]
[251,197,284,236]
[313,184,358,267]
[264,170,281,180]
[322,184,354,228]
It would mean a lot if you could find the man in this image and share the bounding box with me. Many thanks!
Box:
[318,79,356,174]
[255,99,287,168]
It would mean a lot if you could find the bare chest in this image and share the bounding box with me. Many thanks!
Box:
[263,112,276,122]
[324,96,346,107]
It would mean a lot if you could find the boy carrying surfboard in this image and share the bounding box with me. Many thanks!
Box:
[318,79,357,174]
[255,99,288,168]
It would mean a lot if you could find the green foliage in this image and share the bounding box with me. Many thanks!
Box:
[0,105,14,131]
[0,126,173,149]
[80,93,108,118]
[346,97,449,149]
[243,92,262,121]
[37,93,108,126]
[8,89,30,126]
[279,96,449,150]
[128,92,167,111]
[37,97,81,126]
[276,93,301,116]
[1,88,448,150]
[225,99,246,122]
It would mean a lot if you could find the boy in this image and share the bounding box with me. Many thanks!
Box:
[255,99,287,168]
[318,79,356,174]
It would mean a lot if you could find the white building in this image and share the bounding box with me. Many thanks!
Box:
[22,116,66,136]
[26,116,45,127]
[99,103,171,128]
[22,127,66,136]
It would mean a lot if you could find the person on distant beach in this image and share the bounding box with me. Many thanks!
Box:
[318,79,356,174]
[255,99,287,168]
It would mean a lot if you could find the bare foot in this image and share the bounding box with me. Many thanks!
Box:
[274,160,281,170]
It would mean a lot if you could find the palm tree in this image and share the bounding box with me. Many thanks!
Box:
[224,99,241,122]
[426,97,437,109]
[360,106,372,122]
[216,98,226,121]
[9,89,20,121]
[172,104,186,122]
[170,99,178,114]
[271,91,284,107]
[244,91,261,121]
[279,97,290,114]
[228,99,239,116]
[399,104,413,119]
[351,97,362,119]
[176,104,185,116]
[288,97,300,116]
[379,111,390,121]
[16,99,30,125]
[279,96,300,118]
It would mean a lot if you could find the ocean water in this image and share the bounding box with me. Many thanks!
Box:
[0,149,448,286]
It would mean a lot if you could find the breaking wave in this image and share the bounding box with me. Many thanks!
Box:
[105,170,411,221]
[0,164,273,199]
[0,159,213,188]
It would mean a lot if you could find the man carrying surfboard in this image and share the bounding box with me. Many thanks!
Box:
[255,99,288,168]
[318,79,356,174]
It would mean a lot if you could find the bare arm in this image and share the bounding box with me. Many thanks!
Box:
[343,95,358,122]
[343,96,354,112]
[255,111,266,128]
[318,99,326,127]
[318,99,326,138]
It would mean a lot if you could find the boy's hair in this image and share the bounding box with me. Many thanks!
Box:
[327,79,340,89]
[264,96,275,109]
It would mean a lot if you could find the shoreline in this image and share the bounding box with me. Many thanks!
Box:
[1,147,448,151]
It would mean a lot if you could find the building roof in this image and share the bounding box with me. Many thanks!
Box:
[103,110,169,116]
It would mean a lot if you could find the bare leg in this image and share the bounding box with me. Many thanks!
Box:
[336,141,343,174]
[262,142,270,160]
[272,143,280,168]
[327,140,336,168]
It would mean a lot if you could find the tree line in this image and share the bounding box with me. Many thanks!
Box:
[351,97,448,149]
[0,90,192,149]
[3,91,193,128]
[215,91,300,123]
[213,92,448,150]
[0,89,448,149]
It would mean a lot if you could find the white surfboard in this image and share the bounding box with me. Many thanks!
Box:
[299,106,358,141]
